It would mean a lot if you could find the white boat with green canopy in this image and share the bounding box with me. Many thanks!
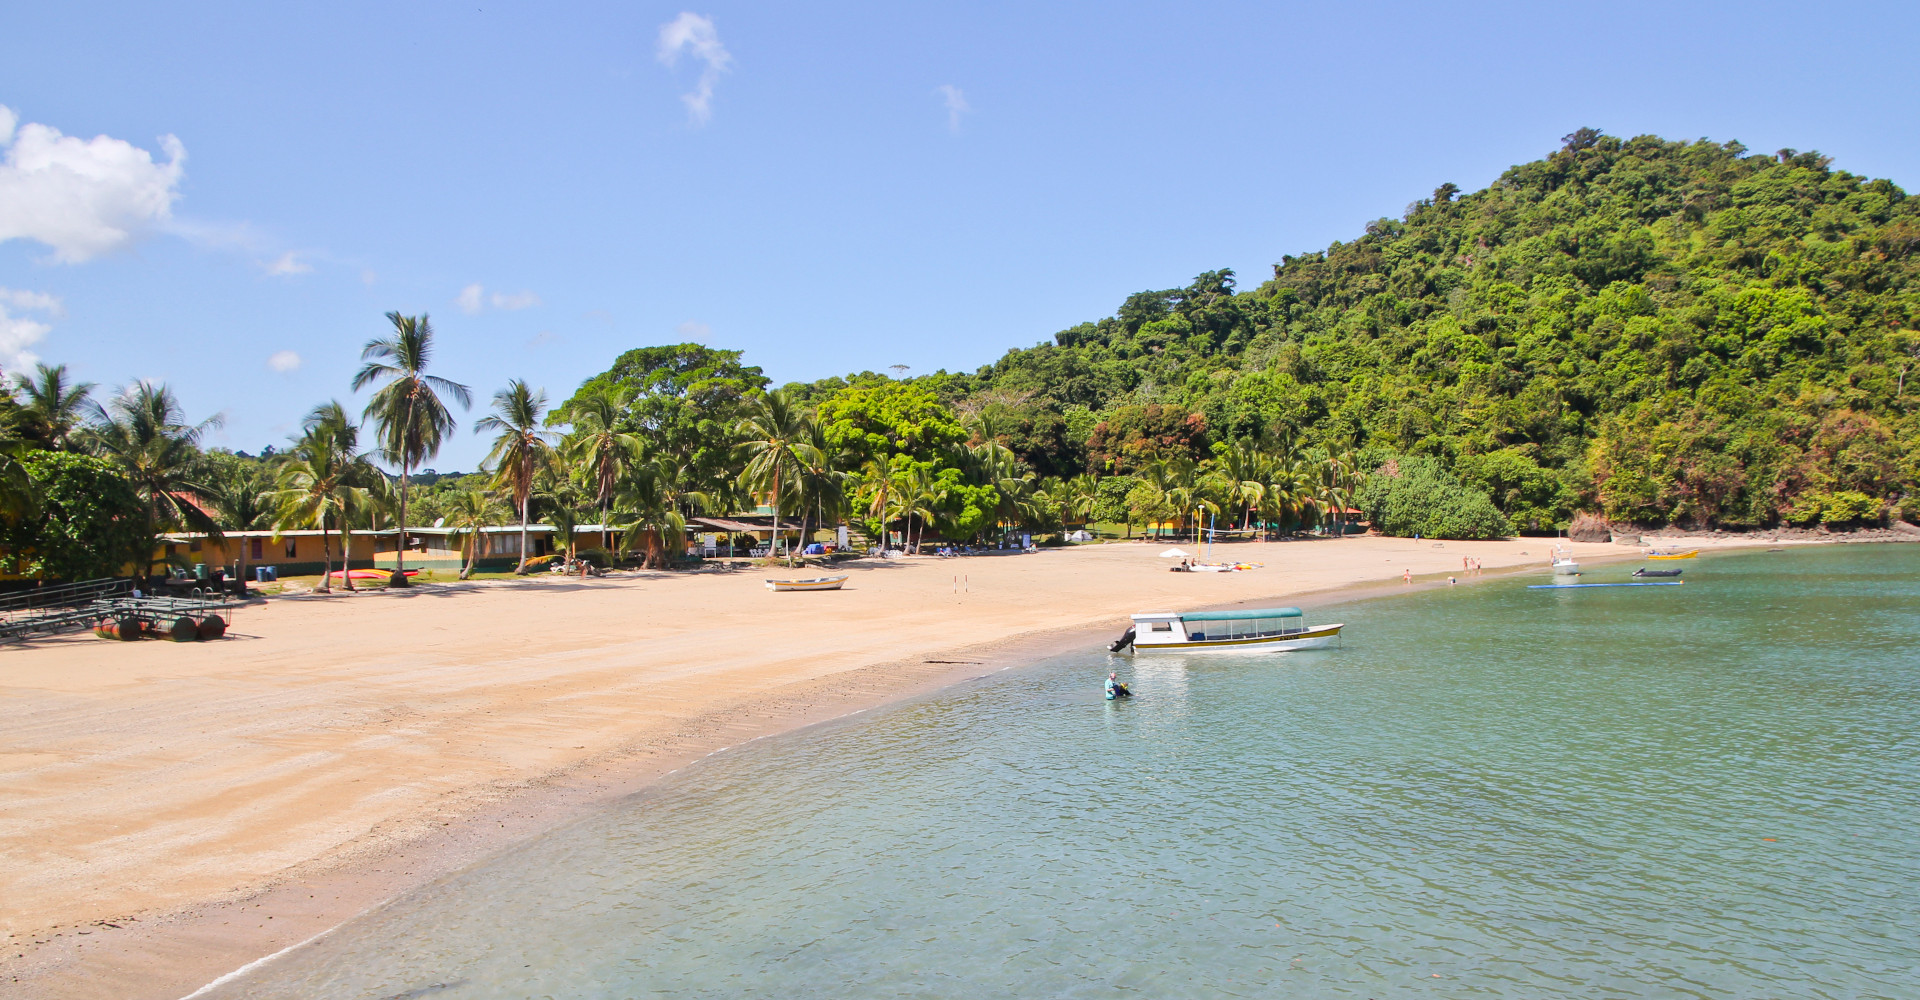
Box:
[1109,607,1344,653]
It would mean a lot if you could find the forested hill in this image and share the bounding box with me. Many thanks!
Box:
[903,129,1919,528]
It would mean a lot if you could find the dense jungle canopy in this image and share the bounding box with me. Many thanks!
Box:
[759,128,1917,530]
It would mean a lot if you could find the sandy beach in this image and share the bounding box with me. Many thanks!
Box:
[0,533,1829,997]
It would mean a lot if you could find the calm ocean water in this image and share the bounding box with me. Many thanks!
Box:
[210,545,1919,999]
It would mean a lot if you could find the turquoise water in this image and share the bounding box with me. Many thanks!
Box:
[212,546,1920,999]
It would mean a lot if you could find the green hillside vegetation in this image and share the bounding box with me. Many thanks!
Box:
[907,129,1918,530]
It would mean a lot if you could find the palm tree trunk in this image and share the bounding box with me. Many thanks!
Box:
[771,467,785,566]
[391,390,417,587]
[319,512,333,593]
[515,492,531,574]
[460,530,476,580]
[341,518,356,591]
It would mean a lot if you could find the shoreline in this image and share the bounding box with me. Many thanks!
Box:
[4,534,1897,999]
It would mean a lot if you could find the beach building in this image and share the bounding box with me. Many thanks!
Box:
[154,529,397,579]
[395,524,605,573]
[687,515,808,558]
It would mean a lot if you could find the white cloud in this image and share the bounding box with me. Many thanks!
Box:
[266,349,302,372]
[937,85,970,133]
[0,287,62,371]
[458,282,540,314]
[676,319,711,339]
[0,105,186,263]
[657,13,732,125]
[265,251,311,276]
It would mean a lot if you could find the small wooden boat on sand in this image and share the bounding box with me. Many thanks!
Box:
[765,574,849,592]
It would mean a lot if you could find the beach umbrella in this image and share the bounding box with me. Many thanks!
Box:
[1159,547,1190,558]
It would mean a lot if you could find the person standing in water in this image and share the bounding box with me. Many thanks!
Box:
[1105,671,1130,699]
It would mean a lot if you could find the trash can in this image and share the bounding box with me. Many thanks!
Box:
[194,563,209,581]
[255,566,278,583]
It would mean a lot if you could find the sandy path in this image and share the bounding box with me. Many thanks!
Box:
[2,535,1670,995]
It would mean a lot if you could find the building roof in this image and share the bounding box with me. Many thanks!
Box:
[405,524,619,536]
[162,529,400,540]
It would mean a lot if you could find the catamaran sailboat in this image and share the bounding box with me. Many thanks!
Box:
[1108,607,1343,653]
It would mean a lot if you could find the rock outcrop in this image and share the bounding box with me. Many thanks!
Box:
[1567,511,1613,543]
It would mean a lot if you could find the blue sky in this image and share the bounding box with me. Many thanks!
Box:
[4,0,1917,469]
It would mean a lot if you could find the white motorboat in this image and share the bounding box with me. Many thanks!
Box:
[1108,607,1343,653]
[765,574,848,592]
[1551,545,1580,576]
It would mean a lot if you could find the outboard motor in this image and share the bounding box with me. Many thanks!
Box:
[1108,626,1136,653]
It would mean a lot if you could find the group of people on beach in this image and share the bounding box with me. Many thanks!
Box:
[1400,555,1484,586]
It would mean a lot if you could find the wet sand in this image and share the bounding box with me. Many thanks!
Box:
[0,534,1775,997]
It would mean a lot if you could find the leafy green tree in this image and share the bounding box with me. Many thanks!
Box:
[564,344,766,496]
[1091,474,1138,535]
[2,452,146,580]
[1454,448,1577,532]
[815,378,967,463]
[1085,404,1210,474]
[1358,457,1512,540]
[354,312,472,586]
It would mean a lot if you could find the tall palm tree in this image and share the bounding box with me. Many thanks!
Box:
[304,401,381,590]
[734,390,817,566]
[1263,458,1316,536]
[902,463,945,553]
[860,452,912,552]
[354,312,472,586]
[612,458,709,568]
[791,423,850,555]
[475,380,557,574]
[85,381,223,577]
[12,363,95,451]
[1064,473,1100,532]
[264,426,366,593]
[557,384,642,553]
[1218,438,1270,532]
[445,488,507,580]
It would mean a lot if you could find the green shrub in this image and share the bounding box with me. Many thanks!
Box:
[1358,457,1513,540]
[3,452,148,580]
[1453,448,1577,531]
[1788,490,1882,526]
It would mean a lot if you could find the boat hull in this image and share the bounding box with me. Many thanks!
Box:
[1134,623,1344,653]
[1647,550,1698,560]
[765,575,848,592]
